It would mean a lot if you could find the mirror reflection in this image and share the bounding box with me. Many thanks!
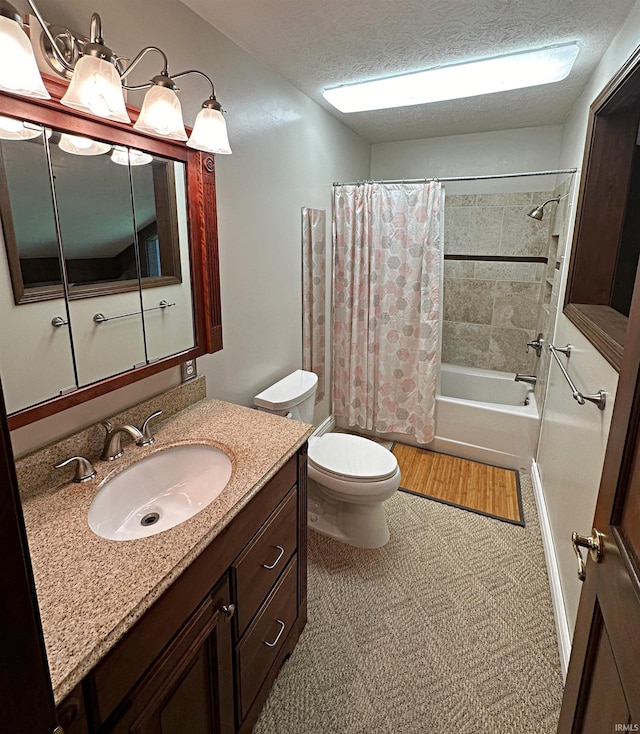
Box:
[0,127,62,297]
[0,124,76,413]
[51,133,142,290]
[1,132,185,300]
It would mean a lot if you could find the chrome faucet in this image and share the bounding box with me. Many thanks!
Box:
[101,420,144,461]
[515,374,537,385]
[526,333,544,358]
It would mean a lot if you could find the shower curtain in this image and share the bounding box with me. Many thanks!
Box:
[332,181,444,444]
[302,207,326,403]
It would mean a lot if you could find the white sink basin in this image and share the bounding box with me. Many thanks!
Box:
[88,444,232,541]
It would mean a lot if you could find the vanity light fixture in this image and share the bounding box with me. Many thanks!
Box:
[323,42,580,113]
[133,77,188,141]
[0,0,232,154]
[110,146,153,166]
[58,133,111,156]
[0,4,50,99]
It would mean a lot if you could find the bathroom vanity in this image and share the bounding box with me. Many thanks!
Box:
[20,398,311,734]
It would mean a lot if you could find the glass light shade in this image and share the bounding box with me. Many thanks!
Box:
[186,107,232,155]
[323,42,580,112]
[134,84,187,141]
[111,146,152,166]
[0,16,50,99]
[0,115,44,140]
[58,133,111,156]
[61,55,131,124]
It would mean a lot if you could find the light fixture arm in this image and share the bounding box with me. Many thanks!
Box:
[170,68,221,108]
[89,11,102,44]
[120,45,170,84]
[25,0,75,73]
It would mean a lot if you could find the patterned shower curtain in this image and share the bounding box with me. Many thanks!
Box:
[332,182,444,444]
[302,207,326,403]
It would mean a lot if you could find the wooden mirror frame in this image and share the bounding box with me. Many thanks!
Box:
[1,76,222,430]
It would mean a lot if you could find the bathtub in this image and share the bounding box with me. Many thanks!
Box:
[333,363,540,471]
[430,363,539,470]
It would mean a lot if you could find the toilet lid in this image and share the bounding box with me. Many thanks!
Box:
[308,433,398,481]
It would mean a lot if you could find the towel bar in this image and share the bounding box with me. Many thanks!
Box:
[548,344,606,410]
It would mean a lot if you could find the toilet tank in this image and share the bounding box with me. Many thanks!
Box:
[254,370,318,424]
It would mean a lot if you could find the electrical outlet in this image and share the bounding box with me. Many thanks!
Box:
[181,359,197,382]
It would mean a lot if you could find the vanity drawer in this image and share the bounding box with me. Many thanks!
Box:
[232,488,297,636]
[236,556,298,721]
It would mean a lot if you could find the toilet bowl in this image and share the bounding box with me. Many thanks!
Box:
[254,370,400,548]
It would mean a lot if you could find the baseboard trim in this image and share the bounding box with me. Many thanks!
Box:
[313,415,335,437]
[530,459,572,679]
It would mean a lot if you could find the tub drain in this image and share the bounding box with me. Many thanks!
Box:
[141,512,160,527]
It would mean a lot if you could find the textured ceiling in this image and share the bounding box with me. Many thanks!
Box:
[180,0,636,143]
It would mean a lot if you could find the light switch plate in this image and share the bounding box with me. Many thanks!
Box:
[181,359,197,382]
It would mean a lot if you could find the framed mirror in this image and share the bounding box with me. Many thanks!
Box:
[0,76,222,428]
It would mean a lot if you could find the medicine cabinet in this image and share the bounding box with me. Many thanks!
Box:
[0,76,222,428]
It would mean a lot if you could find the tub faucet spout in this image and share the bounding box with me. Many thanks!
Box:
[515,374,537,385]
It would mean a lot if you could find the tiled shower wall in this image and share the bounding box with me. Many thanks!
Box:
[442,191,553,374]
[533,177,572,410]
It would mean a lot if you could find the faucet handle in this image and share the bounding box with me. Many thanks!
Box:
[137,410,163,446]
[526,333,544,358]
[54,456,97,483]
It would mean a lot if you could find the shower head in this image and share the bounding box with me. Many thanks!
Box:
[527,195,561,220]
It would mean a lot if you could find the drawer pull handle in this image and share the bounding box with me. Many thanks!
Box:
[262,545,285,570]
[264,619,286,648]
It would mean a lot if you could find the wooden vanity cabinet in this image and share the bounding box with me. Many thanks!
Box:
[60,446,307,734]
[107,575,234,734]
[56,684,89,734]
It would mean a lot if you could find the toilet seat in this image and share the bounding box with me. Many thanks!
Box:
[308,433,398,482]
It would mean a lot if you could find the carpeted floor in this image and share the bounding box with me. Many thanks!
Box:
[254,474,564,734]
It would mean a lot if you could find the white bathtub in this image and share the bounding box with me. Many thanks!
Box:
[430,363,539,470]
[333,363,540,470]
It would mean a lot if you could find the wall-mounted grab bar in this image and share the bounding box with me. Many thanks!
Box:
[548,344,606,410]
[93,300,175,324]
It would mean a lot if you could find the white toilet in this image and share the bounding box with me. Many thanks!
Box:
[254,370,400,548]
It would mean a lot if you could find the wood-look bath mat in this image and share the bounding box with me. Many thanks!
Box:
[392,443,524,526]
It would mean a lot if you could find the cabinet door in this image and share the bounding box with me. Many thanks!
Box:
[111,577,234,734]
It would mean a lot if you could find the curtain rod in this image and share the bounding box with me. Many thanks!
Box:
[332,168,578,186]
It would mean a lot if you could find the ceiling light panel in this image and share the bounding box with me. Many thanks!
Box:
[323,43,580,113]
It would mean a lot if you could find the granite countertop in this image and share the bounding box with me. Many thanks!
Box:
[21,398,313,704]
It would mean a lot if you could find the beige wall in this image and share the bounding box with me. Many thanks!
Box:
[371,125,563,192]
[536,0,640,635]
[8,0,370,455]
